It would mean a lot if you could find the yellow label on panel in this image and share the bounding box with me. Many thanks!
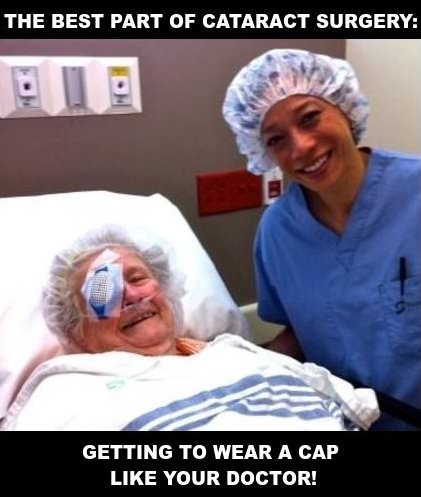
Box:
[110,67,129,77]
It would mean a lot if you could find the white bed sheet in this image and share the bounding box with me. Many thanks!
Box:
[1,335,379,431]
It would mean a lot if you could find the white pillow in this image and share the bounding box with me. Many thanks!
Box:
[0,191,249,418]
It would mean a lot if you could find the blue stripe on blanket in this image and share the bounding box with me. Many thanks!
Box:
[122,373,340,431]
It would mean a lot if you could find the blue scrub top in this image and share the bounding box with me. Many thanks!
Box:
[255,149,421,429]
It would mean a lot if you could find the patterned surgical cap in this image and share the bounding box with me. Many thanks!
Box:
[222,49,370,174]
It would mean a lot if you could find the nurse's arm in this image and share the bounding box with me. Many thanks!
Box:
[262,326,305,361]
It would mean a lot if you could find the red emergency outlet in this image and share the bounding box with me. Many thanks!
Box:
[268,179,282,198]
[196,169,263,216]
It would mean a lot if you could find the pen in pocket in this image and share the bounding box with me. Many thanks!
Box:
[395,256,407,314]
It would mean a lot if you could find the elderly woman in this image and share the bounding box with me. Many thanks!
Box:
[1,225,379,431]
[223,49,421,430]
[43,225,204,357]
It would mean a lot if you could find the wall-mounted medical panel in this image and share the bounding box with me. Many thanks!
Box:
[0,56,142,119]
[90,57,142,115]
[48,57,97,116]
[0,57,53,118]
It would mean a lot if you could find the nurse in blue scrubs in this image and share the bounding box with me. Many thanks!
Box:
[223,49,420,429]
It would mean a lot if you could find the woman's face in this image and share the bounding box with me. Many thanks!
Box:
[261,95,357,193]
[72,246,176,355]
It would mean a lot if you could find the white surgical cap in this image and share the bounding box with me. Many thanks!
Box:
[222,49,370,174]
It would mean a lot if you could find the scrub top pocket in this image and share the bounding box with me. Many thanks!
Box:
[380,276,421,357]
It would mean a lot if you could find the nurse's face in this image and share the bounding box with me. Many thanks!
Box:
[261,95,357,194]
[72,246,176,356]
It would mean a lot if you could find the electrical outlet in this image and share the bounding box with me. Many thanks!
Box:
[196,169,262,216]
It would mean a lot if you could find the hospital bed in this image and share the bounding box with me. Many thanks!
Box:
[0,190,385,430]
[242,311,421,429]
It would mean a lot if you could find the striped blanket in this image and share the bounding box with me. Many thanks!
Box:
[1,334,379,431]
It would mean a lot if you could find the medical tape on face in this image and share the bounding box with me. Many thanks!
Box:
[81,249,124,321]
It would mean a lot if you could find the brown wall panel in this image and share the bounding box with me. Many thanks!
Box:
[0,39,345,304]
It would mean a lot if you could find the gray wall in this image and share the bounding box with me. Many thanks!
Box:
[0,39,345,304]
[347,40,421,155]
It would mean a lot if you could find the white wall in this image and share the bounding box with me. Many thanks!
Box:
[346,40,421,155]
